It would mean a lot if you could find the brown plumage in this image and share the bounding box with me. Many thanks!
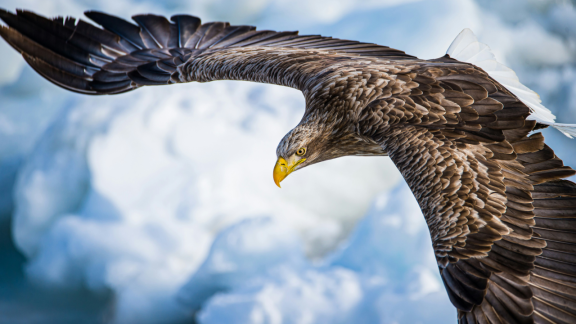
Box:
[1,8,575,324]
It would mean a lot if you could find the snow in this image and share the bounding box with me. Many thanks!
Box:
[192,184,454,324]
[1,0,576,323]
[10,80,400,323]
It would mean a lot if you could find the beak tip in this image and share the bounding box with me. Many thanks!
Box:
[273,156,288,188]
[273,177,282,188]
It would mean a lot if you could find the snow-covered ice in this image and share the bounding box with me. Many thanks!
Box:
[193,184,454,324]
[11,81,401,323]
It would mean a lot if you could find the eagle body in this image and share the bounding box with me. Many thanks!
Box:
[1,8,576,324]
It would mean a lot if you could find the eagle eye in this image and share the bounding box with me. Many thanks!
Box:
[296,148,306,156]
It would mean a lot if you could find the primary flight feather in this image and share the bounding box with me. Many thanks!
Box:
[1,8,576,324]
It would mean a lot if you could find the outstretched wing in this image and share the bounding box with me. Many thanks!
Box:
[363,60,576,323]
[0,9,415,95]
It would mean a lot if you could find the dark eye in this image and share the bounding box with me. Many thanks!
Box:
[296,148,306,156]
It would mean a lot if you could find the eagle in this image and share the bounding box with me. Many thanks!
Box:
[1,8,575,324]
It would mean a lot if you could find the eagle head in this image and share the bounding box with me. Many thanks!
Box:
[273,123,385,187]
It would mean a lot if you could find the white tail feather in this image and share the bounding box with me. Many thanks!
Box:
[538,123,576,139]
[447,28,576,138]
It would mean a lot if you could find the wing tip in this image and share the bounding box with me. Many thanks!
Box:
[84,10,104,18]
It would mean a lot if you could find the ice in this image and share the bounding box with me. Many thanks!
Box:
[330,184,432,278]
[178,218,306,310]
[12,81,398,323]
[304,0,482,60]
[199,267,363,324]
[2,0,576,323]
[0,40,24,86]
[194,183,454,324]
[0,66,73,221]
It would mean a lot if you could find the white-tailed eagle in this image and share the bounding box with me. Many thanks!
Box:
[1,9,576,324]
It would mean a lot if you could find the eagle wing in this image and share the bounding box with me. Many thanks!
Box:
[0,9,415,95]
[368,60,576,323]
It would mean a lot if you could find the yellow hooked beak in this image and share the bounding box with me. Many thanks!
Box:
[273,156,306,188]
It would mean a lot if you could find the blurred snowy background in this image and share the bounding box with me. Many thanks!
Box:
[0,0,575,323]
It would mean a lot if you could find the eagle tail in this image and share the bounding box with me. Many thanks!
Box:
[447,28,576,139]
[536,122,576,139]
